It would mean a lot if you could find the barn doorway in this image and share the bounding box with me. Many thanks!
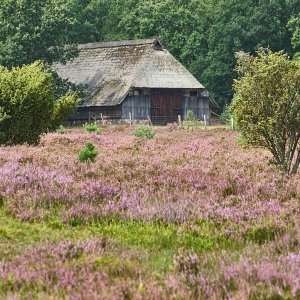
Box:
[150,89,183,125]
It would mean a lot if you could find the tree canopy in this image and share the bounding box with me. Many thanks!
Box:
[0,0,299,107]
[288,12,300,59]
[0,0,81,68]
[93,0,299,106]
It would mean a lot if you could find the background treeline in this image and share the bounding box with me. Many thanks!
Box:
[0,0,300,107]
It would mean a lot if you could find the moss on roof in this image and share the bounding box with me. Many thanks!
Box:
[54,39,206,107]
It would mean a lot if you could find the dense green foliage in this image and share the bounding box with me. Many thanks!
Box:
[83,122,102,134]
[219,106,233,125]
[0,0,83,121]
[288,12,300,59]
[134,125,156,139]
[0,62,78,144]
[181,109,204,130]
[1,0,299,107]
[0,0,79,68]
[78,141,98,163]
[231,49,300,174]
[76,0,299,106]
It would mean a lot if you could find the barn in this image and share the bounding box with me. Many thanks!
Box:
[54,39,218,125]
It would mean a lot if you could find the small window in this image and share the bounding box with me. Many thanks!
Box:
[190,91,198,97]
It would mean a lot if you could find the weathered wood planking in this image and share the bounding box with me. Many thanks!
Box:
[184,96,211,122]
[122,94,151,120]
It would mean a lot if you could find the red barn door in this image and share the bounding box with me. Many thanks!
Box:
[150,89,183,125]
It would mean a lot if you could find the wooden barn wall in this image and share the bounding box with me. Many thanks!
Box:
[67,105,122,124]
[184,96,210,121]
[122,95,151,120]
[65,94,211,125]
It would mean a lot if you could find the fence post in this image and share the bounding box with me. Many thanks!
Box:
[147,115,153,126]
[204,115,207,129]
[178,115,182,126]
[129,112,132,126]
[231,117,234,130]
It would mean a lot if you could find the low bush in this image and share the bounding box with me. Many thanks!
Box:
[56,125,65,134]
[83,122,102,134]
[134,125,155,139]
[78,142,98,163]
[0,61,78,145]
[220,105,232,124]
[181,110,204,130]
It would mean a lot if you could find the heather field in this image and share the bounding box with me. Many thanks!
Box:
[1,125,300,299]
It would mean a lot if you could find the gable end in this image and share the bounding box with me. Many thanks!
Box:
[153,40,163,51]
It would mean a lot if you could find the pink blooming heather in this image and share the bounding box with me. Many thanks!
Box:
[171,231,300,299]
[0,126,299,230]
[0,238,193,299]
[1,126,300,298]
[0,240,107,296]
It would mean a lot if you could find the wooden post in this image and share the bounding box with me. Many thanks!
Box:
[100,113,104,125]
[178,115,182,126]
[147,115,153,126]
[129,112,132,126]
[231,117,234,130]
[204,115,207,129]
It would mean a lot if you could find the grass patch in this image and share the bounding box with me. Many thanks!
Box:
[91,220,215,251]
[245,223,284,244]
[89,220,222,273]
[0,208,96,259]
[0,207,240,275]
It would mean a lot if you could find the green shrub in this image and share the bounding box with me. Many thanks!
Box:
[0,61,78,145]
[83,122,102,134]
[134,125,155,139]
[56,125,65,134]
[220,106,236,130]
[220,105,231,124]
[0,196,4,207]
[182,110,203,130]
[231,49,300,174]
[186,109,197,122]
[50,93,78,131]
[78,142,98,163]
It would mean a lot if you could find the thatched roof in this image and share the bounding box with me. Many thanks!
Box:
[54,39,210,107]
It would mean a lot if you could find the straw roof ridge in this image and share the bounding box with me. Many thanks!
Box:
[78,39,157,50]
